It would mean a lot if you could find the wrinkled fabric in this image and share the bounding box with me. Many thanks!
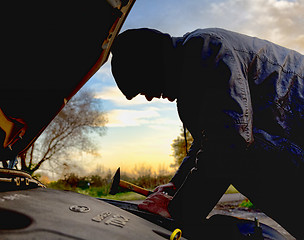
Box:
[171,28,304,187]
[168,28,304,238]
[183,28,303,145]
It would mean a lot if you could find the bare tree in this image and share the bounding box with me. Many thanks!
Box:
[19,89,107,175]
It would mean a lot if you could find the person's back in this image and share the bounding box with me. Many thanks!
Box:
[175,28,304,147]
[173,28,304,239]
[111,27,304,239]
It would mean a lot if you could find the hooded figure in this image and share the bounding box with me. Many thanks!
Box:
[111,27,304,239]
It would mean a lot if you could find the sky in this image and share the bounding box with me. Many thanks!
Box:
[75,0,304,175]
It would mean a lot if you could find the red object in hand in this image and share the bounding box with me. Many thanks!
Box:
[138,192,172,218]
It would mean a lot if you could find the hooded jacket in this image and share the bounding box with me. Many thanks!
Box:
[171,28,304,187]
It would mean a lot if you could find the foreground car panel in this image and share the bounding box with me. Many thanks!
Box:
[0,187,181,240]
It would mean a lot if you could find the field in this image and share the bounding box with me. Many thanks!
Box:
[47,172,239,201]
[47,172,172,200]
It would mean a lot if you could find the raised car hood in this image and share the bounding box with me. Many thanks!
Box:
[0,1,135,161]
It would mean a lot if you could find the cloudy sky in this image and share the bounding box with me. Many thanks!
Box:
[79,0,304,174]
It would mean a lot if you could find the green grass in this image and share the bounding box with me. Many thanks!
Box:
[80,185,238,201]
[101,192,146,201]
[76,187,146,201]
[76,186,111,198]
[239,199,255,209]
[47,173,240,202]
[51,185,146,201]
[47,172,172,201]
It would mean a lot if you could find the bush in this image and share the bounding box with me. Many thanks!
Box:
[239,199,255,209]
[131,174,172,190]
[47,171,174,198]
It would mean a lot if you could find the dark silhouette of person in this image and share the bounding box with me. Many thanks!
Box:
[111,27,304,239]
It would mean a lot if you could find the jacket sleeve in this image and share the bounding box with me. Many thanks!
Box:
[170,138,201,189]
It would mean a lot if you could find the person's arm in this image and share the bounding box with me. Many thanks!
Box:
[170,139,201,190]
[151,136,202,195]
[139,137,202,218]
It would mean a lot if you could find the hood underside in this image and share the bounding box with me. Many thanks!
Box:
[0,1,135,162]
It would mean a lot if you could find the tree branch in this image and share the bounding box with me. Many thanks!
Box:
[18,89,107,175]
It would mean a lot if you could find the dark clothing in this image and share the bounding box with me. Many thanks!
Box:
[111,27,304,238]
[168,28,304,239]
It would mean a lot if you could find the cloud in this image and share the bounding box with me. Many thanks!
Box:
[95,85,175,106]
[106,108,160,127]
[94,85,147,105]
[94,55,113,79]
[104,105,180,128]
[295,34,304,50]
[123,0,303,53]
[209,0,304,53]
[94,85,180,128]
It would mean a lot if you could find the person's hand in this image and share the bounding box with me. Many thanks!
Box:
[138,192,172,218]
[153,182,176,195]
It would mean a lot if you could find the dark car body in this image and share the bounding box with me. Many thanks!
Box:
[0,2,179,239]
[0,1,134,162]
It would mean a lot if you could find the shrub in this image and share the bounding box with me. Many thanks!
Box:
[239,199,255,209]
[48,170,174,198]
